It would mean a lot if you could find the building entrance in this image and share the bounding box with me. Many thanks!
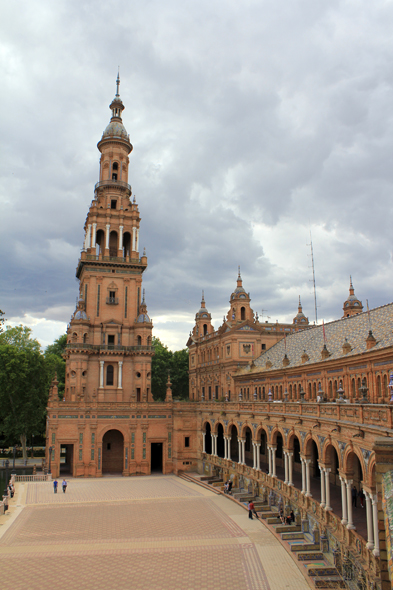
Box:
[151,443,163,473]
[60,444,74,475]
[102,429,124,474]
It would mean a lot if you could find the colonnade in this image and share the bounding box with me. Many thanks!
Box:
[203,428,377,557]
[83,222,139,253]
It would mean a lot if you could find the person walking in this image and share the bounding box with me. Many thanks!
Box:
[53,479,58,494]
[359,488,365,508]
[62,479,67,493]
[248,500,255,520]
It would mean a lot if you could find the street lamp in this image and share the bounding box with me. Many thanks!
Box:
[48,446,53,475]
[4,459,9,496]
[31,434,34,459]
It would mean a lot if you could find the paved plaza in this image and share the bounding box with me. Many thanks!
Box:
[0,475,309,590]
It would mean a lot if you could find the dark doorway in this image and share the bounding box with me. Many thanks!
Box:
[60,444,74,475]
[102,429,124,474]
[151,443,163,473]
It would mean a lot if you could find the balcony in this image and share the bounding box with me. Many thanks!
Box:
[65,343,154,354]
[94,179,131,193]
[106,297,119,305]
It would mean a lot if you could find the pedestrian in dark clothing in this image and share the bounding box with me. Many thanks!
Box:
[53,479,58,494]
[248,501,255,519]
[62,479,67,493]
[359,488,365,508]
[352,485,357,507]
[228,480,233,495]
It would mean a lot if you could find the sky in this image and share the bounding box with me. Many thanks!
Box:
[1,0,393,351]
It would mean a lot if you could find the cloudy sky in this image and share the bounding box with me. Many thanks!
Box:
[1,0,392,351]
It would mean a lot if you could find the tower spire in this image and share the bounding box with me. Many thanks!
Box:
[116,68,120,97]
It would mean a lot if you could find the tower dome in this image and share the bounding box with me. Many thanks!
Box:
[97,72,133,153]
[293,297,309,329]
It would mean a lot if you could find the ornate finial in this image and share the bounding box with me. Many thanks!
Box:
[133,195,136,203]
[116,68,120,97]
[202,290,205,301]
[238,265,241,279]
[143,247,146,256]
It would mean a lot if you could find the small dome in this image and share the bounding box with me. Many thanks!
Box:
[102,121,129,141]
[137,313,150,323]
[74,310,87,320]
[233,286,246,295]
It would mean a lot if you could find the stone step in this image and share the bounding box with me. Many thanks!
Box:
[281,532,305,541]
[265,517,281,524]
[313,577,345,588]
[259,511,279,519]
[274,525,302,534]
[297,551,324,561]
[308,567,339,578]
[290,542,320,552]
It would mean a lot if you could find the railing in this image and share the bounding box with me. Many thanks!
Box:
[198,400,393,430]
[94,179,131,192]
[14,474,50,482]
[83,254,142,264]
[65,343,154,353]
[106,297,119,305]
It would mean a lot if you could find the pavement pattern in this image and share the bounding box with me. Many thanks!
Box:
[0,475,309,590]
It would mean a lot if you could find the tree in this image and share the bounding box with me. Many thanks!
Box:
[151,337,189,401]
[0,345,48,460]
[0,309,5,333]
[44,334,67,398]
[0,324,41,352]
[151,337,173,401]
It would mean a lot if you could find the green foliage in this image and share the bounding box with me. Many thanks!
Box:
[0,324,41,352]
[0,309,5,333]
[0,345,48,457]
[44,334,67,398]
[151,337,189,401]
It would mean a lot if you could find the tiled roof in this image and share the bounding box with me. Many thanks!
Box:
[246,303,393,373]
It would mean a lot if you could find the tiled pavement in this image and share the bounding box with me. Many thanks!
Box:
[0,476,310,590]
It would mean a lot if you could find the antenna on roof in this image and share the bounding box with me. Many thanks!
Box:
[307,231,318,324]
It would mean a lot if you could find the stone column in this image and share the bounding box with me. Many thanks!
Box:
[271,446,277,478]
[255,443,261,471]
[212,434,217,456]
[340,476,348,525]
[267,447,272,476]
[227,437,231,461]
[99,360,104,388]
[132,227,136,251]
[118,361,123,389]
[118,225,123,252]
[324,468,332,511]
[346,479,356,529]
[372,495,379,556]
[284,451,288,484]
[241,439,246,465]
[301,459,306,494]
[202,432,206,453]
[288,452,294,486]
[305,460,312,497]
[252,443,256,469]
[365,492,374,550]
[223,437,228,460]
[105,224,110,250]
[319,466,326,508]
[91,222,97,249]
[238,439,242,464]
[135,229,139,252]
[86,224,92,249]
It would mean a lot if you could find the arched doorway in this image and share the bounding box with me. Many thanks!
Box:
[244,426,253,467]
[205,423,212,454]
[102,429,124,474]
[229,425,239,462]
[217,423,225,458]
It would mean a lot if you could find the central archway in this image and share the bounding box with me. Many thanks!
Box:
[102,429,124,474]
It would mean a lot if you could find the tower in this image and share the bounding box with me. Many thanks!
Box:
[292,296,309,330]
[226,267,254,323]
[65,74,153,405]
[343,277,363,318]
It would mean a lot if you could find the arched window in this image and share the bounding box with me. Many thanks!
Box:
[123,232,131,257]
[96,229,105,255]
[241,307,245,321]
[109,230,118,257]
[112,162,118,180]
[137,335,142,346]
[106,364,114,386]
[72,332,77,343]
[83,333,88,343]
[203,324,207,336]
